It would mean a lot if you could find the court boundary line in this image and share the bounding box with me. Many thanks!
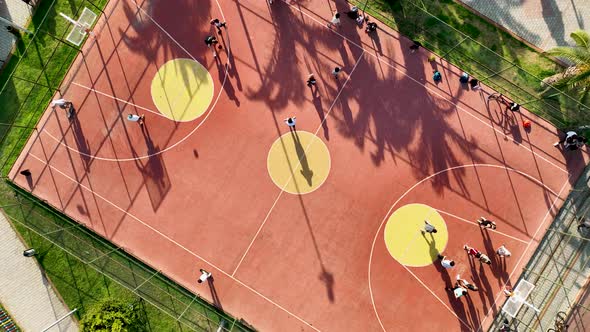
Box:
[27,151,321,332]
[435,209,534,244]
[231,50,365,277]
[367,164,568,332]
[475,177,570,332]
[284,0,569,175]
[72,82,165,117]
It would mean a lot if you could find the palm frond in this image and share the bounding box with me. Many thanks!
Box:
[570,30,590,50]
[545,47,590,65]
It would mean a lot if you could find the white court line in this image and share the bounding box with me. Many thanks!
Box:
[42,0,231,162]
[72,82,168,118]
[367,164,566,332]
[401,265,472,330]
[231,49,366,277]
[27,155,321,331]
[284,1,569,175]
[475,177,570,332]
[435,209,531,244]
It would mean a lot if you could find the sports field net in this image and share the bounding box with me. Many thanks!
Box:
[354,0,590,130]
[65,7,97,46]
[1,182,256,332]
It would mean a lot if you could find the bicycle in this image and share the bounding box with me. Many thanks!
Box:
[547,311,569,332]
[487,93,521,112]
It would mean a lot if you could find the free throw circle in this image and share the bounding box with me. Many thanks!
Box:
[383,203,448,267]
[267,131,330,195]
[151,58,214,122]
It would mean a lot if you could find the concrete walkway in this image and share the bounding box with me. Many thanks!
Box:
[0,0,34,65]
[0,213,78,332]
[460,0,590,51]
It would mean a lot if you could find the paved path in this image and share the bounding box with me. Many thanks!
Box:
[0,213,78,332]
[460,0,590,50]
[0,0,34,65]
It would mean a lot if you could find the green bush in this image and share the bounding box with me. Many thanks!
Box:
[80,298,145,332]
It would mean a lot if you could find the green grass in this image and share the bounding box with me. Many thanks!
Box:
[0,1,254,331]
[354,0,590,128]
[0,0,107,175]
[2,181,252,331]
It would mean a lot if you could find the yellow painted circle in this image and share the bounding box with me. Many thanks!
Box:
[267,131,330,195]
[384,204,448,267]
[150,58,214,122]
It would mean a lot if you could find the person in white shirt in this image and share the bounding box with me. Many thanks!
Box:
[496,245,511,257]
[437,254,455,269]
[197,269,212,284]
[421,219,437,234]
[127,113,145,126]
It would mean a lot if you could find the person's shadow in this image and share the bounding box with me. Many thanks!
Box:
[292,130,313,186]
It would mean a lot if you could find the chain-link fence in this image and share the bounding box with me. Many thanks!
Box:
[0,0,106,177]
[2,181,255,332]
[355,0,590,130]
[487,169,590,332]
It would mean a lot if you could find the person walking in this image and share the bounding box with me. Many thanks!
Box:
[210,19,226,34]
[463,244,480,257]
[437,254,455,269]
[205,35,220,57]
[19,169,31,177]
[306,74,317,87]
[456,274,479,291]
[477,216,497,229]
[197,269,212,283]
[332,67,342,79]
[496,245,511,257]
[284,116,296,130]
[51,98,71,109]
[127,113,145,126]
[327,12,341,28]
[421,220,437,234]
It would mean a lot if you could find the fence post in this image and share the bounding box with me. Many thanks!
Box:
[441,37,468,59]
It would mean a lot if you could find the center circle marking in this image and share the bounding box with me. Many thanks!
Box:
[150,58,214,122]
[384,203,448,267]
[267,131,331,195]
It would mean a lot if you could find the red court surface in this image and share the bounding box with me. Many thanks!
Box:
[9,0,590,331]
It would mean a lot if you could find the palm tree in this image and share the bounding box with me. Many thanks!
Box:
[542,30,590,105]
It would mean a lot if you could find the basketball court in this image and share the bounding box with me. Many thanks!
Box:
[8,0,590,331]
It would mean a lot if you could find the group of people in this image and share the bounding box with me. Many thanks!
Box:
[422,217,511,300]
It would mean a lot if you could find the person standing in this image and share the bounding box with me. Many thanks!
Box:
[127,113,145,126]
[496,245,512,257]
[205,35,220,57]
[332,67,342,79]
[197,269,212,283]
[433,70,442,82]
[478,253,492,265]
[284,117,296,130]
[306,74,317,87]
[327,12,341,28]
[421,220,437,234]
